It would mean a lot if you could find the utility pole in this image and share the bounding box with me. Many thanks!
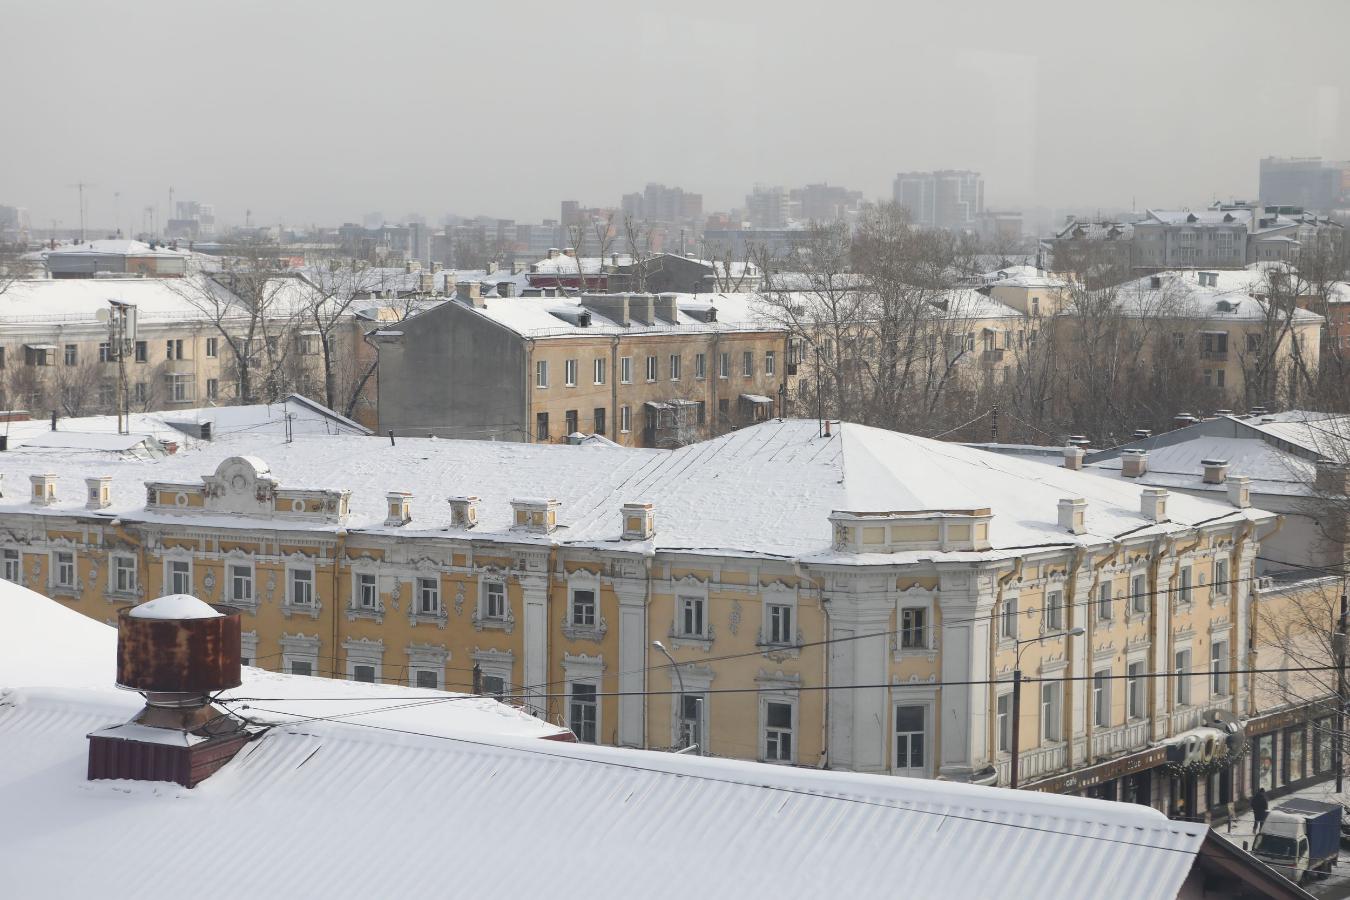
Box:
[68,180,95,242]
[1336,593,1347,794]
[1010,667,1023,789]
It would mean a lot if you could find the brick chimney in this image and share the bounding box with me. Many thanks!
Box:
[1202,459,1230,485]
[1121,449,1148,478]
[1227,475,1251,509]
[1062,446,1085,470]
[1057,498,1087,535]
[621,502,655,540]
[1141,488,1169,523]
[87,595,257,788]
[456,281,485,308]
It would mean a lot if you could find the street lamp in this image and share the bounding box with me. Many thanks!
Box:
[653,640,698,752]
[1010,626,1085,789]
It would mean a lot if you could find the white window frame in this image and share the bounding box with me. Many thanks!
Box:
[1212,558,1229,602]
[761,585,798,648]
[677,594,707,639]
[49,549,77,592]
[406,642,449,689]
[2,548,20,583]
[760,695,796,764]
[280,633,321,677]
[620,356,632,384]
[536,359,549,389]
[593,358,606,385]
[473,647,515,699]
[287,565,316,607]
[1127,660,1146,719]
[669,353,681,381]
[695,352,706,380]
[742,350,753,377]
[1001,593,1019,641]
[205,337,218,358]
[417,576,441,615]
[1041,680,1063,742]
[645,355,658,382]
[719,352,730,378]
[1097,580,1113,621]
[996,689,1013,753]
[891,694,933,777]
[1178,565,1193,605]
[563,653,605,744]
[228,561,255,606]
[1211,639,1230,697]
[1093,669,1111,727]
[570,585,597,627]
[164,557,192,596]
[564,358,578,387]
[1130,572,1148,616]
[765,350,776,376]
[899,606,929,650]
[1043,589,1063,630]
[354,571,380,611]
[619,404,631,433]
[1175,647,1192,706]
[343,637,384,684]
[480,577,508,621]
[109,553,137,597]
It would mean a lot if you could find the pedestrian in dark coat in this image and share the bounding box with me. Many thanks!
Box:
[1251,787,1270,832]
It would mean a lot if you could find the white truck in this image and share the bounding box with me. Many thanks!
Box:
[1252,798,1341,884]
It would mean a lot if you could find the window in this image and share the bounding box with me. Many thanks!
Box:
[742,350,754,376]
[765,350,776,375]
[764,701,793,762]
[679,595,706,637]
[1043,590,1063,630]
[1200,332,1228,355]
[1127,662,1145,718]
[620,356,632,384]
[593,358,606,385]
[1041,681,1062,742]
[1094,670,1111,727]
[564,358,577,387]
[645,355,658,382]
[1178,566,1192,604]
[1246,333,1263,352]
[1031,297,1041,316]
[669,354,681,381]
[167,373,193,402]
[900,607,927,649]
[356,572,378,609]
[134,341,147,363]
[1213,558,1229,599]
[230,564,253,605]
[894,705,926,772]
[1001,596,1018,640]
[166,339,184,361]
[1097,582,1112,621]
[64,344,78,366]
[571,588,596,626]
[352,664,376,683]
[168,559,191,595]
[415,670,438,689]
[1131,574,1147,614]
[1175,649,1192,705]
[536,412,549,441]
[619,404,631,433]
[2,548,20,583]
[205,337,218,358]
[54,551,75,588]
[484,580,506,620]
[291,661,313,677]
[98,381,115,407]
[1211,640,1230,696]
[98,342,112,363]
[536,360,549,388]
[569,683,598,743]
[25,346,49,367]
[480,674,506,698]
[997,692,1013,752]
[133,382,147,404]
[767,603,793,645]
[696,400,706,425]
[695,352,706,379]
[206,378,219,401]
[418,577,440,614]
[565,409,578,434]
[593,407,606,435]
[290,568,314,606]
[719,352,730,378]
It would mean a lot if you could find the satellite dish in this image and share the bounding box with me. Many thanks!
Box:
[95,308,110,323]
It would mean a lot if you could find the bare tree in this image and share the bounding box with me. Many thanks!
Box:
[52,357,107,416]
[0,241,35,299]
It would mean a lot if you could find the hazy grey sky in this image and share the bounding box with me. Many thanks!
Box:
[4,0,1347,230]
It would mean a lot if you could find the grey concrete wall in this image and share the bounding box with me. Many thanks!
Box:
[377,301,528,441]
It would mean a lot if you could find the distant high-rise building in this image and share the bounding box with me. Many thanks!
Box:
[745,185,789,228]
[167,200,216,239]
[892,170,984,230]
[618,184,703,224]
[560,200,583,226]
[793,183,864,223]
[1259,157,1349,211]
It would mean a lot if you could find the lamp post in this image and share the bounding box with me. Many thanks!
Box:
[1010,626,1085,789]
[653,640,695,752]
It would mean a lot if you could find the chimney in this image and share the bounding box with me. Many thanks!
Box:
[448,495,479,528]
[1062,446,1085,470]
[85,475,112,510]
[498,281,516,298]
[419,271,434,293]
[405,260,416,274]
[1141,487,1169,523]
[484,260,498,275]
[1121,449,1149,478]
[563,247,576,258]
[431,262,443,274]
[385,491,412,527]
[87,595,256,788]
[1202,458,1230,485]
[653,293,680,323]
[1227,475,1251,509]
[610,253,619,268]
[30,473,57,506]
[547,248,560,260]
[629,293,656,326]
[621,502,655,540]
[1131,428,1153,440]
[456,281,485,308]
[1057,498,1087,535]
[510,497,560,533]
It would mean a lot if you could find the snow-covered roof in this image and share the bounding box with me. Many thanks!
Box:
[446,291,782,338]
[45,239,191,259]
[1053,220,1136,241]
[530,253,633,275]
[0,577,1209,899]
[982,265,1068,289]
[1112,273,1323,324]
[1142,207,1258,228]
[0,419,1269,561]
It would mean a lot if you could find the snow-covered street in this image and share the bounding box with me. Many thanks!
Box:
[1219,778,1350,898]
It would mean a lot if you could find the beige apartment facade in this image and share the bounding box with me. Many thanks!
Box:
[0,418,1333,817]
